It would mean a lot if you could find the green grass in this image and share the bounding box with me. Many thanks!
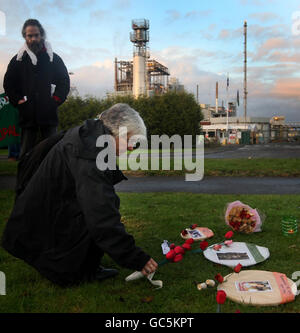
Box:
[122,158,300,177]
[0,161,18,176]
[0,149,8,156]
[0,190,300,313]
[1,158,300,177]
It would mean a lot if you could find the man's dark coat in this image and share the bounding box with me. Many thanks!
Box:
[1,119,150,286]
[3,48,70,128]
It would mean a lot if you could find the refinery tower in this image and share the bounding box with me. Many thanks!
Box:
[114,19,171,98]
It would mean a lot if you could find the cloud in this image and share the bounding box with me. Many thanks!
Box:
[150,45,300,120]
[270,78,300,100]
[184,10,213,19]
[164,10,181,23]
[249,12,279,22]
[69,59,114,98]
[251,37,290,61]
[89,9,110,23]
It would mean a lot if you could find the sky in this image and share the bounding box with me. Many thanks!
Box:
[0,0,300,121]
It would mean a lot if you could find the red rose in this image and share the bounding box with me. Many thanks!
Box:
[169,243,175,249]
[190,224,198,229]
[216,290,227,304]
[181,229,188,236]
[182,243,192,251]
[185,238,194,245]
[234,263,242,273]
[174,246,185,255]
[215,273,224,284]
[200,241,209,251]
[225,231,234,239]
[173,254,183,263]
[165,249,176,261]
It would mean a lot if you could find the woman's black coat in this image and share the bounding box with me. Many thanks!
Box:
[1,119,150,286]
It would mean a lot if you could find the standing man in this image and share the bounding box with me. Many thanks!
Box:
[3,19,70,158]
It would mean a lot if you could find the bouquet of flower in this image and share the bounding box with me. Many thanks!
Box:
[225,201,263,233]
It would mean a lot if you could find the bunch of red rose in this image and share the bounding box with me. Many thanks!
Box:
[165,238,209,263]
[165,239,194,263]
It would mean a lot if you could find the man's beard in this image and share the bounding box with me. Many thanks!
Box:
[27,39,44,54]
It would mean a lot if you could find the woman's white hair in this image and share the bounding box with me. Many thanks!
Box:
[98,103,147,139]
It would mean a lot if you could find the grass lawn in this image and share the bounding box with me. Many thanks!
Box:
[0,190,299,313]
[1,158,300,177]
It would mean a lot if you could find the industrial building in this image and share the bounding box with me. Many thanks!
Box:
[200,102,237,120]
[201,116,271,144]
[201,116,300,145]
[114,19,183,98]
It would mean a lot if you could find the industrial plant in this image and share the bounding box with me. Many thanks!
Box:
[110,19,300,144]
[113,19,183,98]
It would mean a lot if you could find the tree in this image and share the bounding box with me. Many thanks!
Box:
[58,91,203,145]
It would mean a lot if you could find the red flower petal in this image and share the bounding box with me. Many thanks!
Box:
[216,290,227,304]
[185,238,194,245]
[181,229,188,236]
[173,254,183,263]
[191,224,198,229]
[182,243,192,251]
[174,246,185,255]
[225,231,234,239]
[165,249,176,261]
[215,273,224,284]
[169,243,175,249]
[234,263,242,273]
[200,241,209,251]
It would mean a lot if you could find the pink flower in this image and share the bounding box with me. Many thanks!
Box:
[224,240,233,246]
[213,244,222,251]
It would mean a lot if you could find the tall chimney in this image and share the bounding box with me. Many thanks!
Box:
[244,20,248,125]
[216,81,219,113]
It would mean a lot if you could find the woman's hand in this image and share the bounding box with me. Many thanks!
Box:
[141,258,158,276]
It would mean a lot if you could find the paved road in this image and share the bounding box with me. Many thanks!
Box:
[204,143,300,159]
[114,176,300,194]
[2,175,300,194]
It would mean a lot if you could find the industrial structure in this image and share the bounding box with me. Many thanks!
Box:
[114,19,173,98]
